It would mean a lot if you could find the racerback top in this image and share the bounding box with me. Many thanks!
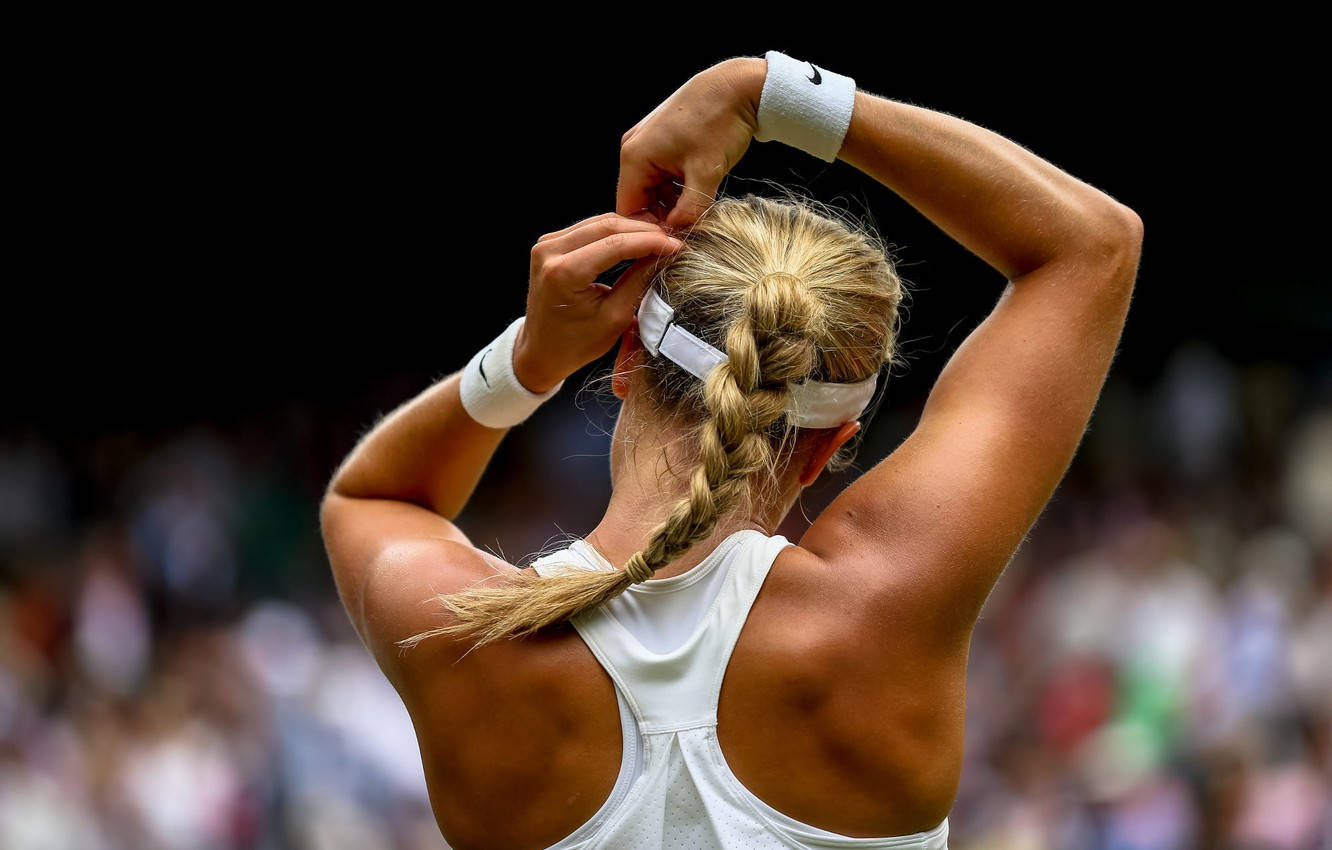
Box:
[527,528,951,849]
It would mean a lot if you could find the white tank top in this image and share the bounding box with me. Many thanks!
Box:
[528,529,951,849]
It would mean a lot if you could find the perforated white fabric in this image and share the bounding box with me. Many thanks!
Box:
[528,530,950,849]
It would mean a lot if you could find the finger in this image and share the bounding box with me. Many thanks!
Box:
[536,213,664,250]
[646,180,681,227]
[623,209,664,225]
[616,146,671,222]
[664,159,725,231]
[615,158,652,219]
[552,231,684,287]
[540,214,669,257]
[603,249,677,321]
[537,212,659,244]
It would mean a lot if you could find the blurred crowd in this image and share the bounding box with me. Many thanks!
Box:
[1,338,1329,850]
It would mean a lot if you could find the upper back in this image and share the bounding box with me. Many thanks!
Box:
[403,529,965,849]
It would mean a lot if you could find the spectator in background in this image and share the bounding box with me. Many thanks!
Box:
[0,352,1327,846]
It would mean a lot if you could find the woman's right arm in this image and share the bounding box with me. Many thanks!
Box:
[724,57,1144,644]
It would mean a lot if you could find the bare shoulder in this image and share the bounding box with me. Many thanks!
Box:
[761,538,972,663]
[360,536,521,685]
[723,541,966,832]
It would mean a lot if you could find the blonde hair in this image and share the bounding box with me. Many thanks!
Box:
[399,191,907,652]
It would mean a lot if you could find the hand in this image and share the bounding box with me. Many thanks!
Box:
[513,212,685,393]
[616,57,762,233]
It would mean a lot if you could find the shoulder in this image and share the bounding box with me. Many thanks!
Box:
[757,538,972,682]
[743,541,968,820]
[361,537,521,685]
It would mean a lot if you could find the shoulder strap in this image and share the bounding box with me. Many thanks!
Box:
[570,532,793,735]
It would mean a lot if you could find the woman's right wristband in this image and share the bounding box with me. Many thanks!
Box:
[751,50,856,163]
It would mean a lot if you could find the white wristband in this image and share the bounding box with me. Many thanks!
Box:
[752,50,856,163]
[458,317,564,429]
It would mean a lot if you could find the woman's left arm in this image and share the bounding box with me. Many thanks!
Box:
[319,212,682,658]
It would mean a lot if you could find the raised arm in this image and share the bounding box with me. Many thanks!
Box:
[726,58,1144,641]
[319,213,681,663]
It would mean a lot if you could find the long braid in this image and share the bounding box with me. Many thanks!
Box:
[623,272,821,582]
[397,193,903,654]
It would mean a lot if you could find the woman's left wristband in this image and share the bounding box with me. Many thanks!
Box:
[458,317,564,429]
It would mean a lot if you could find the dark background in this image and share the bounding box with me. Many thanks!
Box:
[14,36,1328,433]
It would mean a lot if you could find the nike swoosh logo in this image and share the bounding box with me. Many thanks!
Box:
[807,63,822,85]
[479,347,493,386]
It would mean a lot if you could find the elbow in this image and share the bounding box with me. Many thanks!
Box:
[1069,201,1144,283]
[1106,204,1144,280]
[1085,198,1143,250]
[1107,202,1144,252]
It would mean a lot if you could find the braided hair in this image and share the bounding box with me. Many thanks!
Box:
[399,192,906,652]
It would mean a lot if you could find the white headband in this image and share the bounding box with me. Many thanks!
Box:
[635,285,878,428]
